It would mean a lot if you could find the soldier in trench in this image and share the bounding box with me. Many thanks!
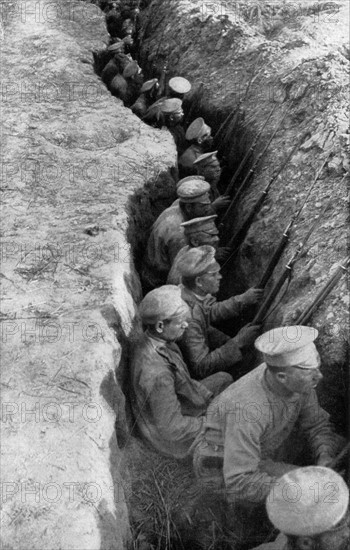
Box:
[167,215,231,285]
[178,117,214,177]
[250,466,349,550]
[141,178,215,293]
[129,285,232,460]
[109,60,144,105]
[143,98,187,154]
[130,77,159,118]
[176,245,263,380]
[193,150,222,200]
[192,326,346,545]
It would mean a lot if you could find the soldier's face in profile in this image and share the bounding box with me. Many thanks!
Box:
[283,366,323,394]
[161,311,189,342]
[197,263,222,295]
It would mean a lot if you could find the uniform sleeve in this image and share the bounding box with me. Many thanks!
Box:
[299,390,339,459]
[222,408,277,505]
[210,296,243,324]
[148,371,203,444]
[180,319,243,379]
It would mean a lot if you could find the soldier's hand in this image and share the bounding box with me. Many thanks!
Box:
[235,324,261,349]
[211,195,231,211]
[215,247,232,263]
[240,287,264,306]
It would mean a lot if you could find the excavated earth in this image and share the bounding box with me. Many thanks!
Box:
[0,1,175,549]
[1,0,349,549]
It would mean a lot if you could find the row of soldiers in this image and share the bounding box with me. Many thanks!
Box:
[95,1,348,547]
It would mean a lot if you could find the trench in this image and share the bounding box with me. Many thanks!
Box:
[84,1,348,549]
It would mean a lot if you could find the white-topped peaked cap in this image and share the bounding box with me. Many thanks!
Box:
[160,97,183,114]
[168,77,192,94]
[185,117,211,141]
[176,245,217,278]
[176,179,211,203]
[181,215,218,235]
[139,285,188,324]
[266,466,349,536]
[255,326,320,368]
[193,151,219,167]
[176,175,205,190]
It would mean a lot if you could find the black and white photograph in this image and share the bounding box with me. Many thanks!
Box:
[1,1,349,549]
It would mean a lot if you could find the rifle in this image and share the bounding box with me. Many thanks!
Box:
[220,134,310,269]
[156,60,168,99]
[295,255,350,325]
[213,54,264,147]
[329,442,350,471]
[252,212,326,324]
[185,82,204,125]
[224,104,278,197]
[220,107,291,230]
[257,153,333,289]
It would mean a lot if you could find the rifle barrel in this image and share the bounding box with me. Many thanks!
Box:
[257,149,331,288]
[220,107,291,229]
[295,256,350,325]
[225,105,277,197]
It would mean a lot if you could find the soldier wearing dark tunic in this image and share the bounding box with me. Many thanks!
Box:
[130,285,232,459]
[167,215,230,285]
[177,245,262,379]
[141,180,214,292]
[178,117,214,177]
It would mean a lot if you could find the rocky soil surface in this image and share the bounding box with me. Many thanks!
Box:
[0,1,175,548]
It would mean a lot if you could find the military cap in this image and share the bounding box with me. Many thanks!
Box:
[139,285,188,324]
[255,326,320,369]
[107,41,124,52]
[177,245,217,278]
[193,151,219,167]
[266,466,349,536]
[176,175,205,190]
[177,179,211,203]
[168,77,192,95]
[123,61,141,78]
[140,78,159,93]
[160,98,183,114]
[186,117,211,141]
[181,215,218,236]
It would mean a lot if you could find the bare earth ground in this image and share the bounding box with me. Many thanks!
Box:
[0,1,175,548]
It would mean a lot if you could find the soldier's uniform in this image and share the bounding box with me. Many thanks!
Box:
[141,180,212,291]
[167,215,219,285]
[193,150,221,200]
[179,118,214,177]
[177,246,259,379]
[130,78,159,118]
[130,286,232,459]
[109,60,143,105]
[192,327,344,506]
[101,46,132,86]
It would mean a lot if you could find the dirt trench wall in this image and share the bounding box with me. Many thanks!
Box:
[0,1,176,549]
[140,0,349,425]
